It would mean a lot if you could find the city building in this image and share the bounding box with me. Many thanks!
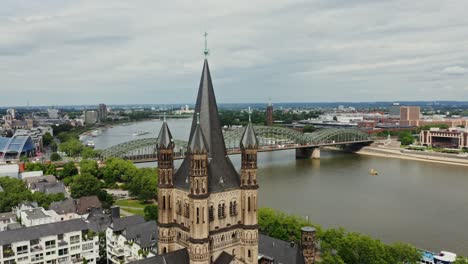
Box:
[400,106,421,126]
[174,105,195,115]
[0,219,100,264]
[106,215,158,263]
[266,100,273,126]
[84,110,98,124]
[14,203,63,227]
[0,164,20,179]
[420,128,468,149]
[0,134,36,161]
[50,196,103,219]
[47,109,59,119]
[0,212,17,231]
[98,104,108,122]
[24,175,65,195]
[388,103,400,118]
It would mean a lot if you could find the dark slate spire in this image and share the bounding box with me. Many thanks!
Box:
[174,59,240,192]
[157,116,174,149]
[241,108,259,149]
[189,114,208,153]
[241,123,259,149]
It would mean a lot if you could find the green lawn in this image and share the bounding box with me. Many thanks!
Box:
[122,208,145,216]
[115,199,153,209]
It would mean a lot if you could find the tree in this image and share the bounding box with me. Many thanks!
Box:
[101,158,138,184]
[80,159,99,177]
[50,141,58,152]
[70,173,102,198]
[59,162,78,179]
[97,190,114,209]
[81,147,99,159]
[454,257,468,264]
[385,243,420,264]
[50,152,62,161]
[44,164,57,175]
[42,132,53,146]
[144,205,158,221]
[321,252,345,264]
[59,138,84,157]
[0,177,64,213]
[25,162,44,172]
[398,131,414,146]
[128,168,158,202]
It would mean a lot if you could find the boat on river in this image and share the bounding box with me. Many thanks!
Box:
[369,169,378,175]
[133,131,149,136]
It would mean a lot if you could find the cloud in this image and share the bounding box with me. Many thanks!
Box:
[442,66,468,75]
[1,0,468,105]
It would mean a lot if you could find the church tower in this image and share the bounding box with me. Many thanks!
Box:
[156,35,260,263]
[157,116,176,254]
[240,111,260,263]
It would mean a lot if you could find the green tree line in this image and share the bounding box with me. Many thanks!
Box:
[258,208,422,264]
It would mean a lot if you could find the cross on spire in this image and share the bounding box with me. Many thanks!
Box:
[203,32,210,57]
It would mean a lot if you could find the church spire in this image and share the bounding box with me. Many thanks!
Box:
[174,48,240,192]
[157,114,174,149]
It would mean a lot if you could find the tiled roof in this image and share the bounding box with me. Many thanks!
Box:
[110,215,145,231]
[259,234,305,264]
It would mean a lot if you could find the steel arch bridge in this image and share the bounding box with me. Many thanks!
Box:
[100,127,372,162]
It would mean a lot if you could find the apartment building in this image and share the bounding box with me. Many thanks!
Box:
[0,219,99,264]
[106,215,158,263]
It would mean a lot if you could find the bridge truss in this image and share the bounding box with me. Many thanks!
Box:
[100,126,372,160]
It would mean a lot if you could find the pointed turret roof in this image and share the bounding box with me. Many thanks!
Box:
[157,120,173,149]
[189,117,208,153]
[174,59,240,192]
[241,122,259,149]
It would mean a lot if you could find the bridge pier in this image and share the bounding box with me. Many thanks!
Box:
[296,147,320,159]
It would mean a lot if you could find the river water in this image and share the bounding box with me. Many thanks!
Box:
[87,119,468,255]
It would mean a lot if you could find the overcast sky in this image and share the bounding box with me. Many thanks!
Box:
[1,0,468,106]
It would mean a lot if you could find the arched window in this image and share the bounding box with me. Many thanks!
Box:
[162,196,166,210]
[209,206,214,222]
[248,250,251,258]
[248,197,251,211]
[196,207,200,224]
[218,204,222,219]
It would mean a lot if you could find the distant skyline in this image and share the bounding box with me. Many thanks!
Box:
[1,0,468,106]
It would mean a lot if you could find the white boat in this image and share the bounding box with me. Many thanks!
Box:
[91,129,101,137]
[86,141,95,148]
[133,131,149,136]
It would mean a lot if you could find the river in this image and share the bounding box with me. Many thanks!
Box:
[86,119,468,255]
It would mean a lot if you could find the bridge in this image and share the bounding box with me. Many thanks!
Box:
[100,127,373,163]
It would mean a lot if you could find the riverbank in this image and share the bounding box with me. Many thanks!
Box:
[357,146,468,167]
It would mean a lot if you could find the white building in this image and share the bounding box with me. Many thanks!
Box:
[48,109,59,119]
[0,212,17,231]
[0,164,20,179]
[0,219,100,264]
[14,204,63,227]
[106,215,158,263]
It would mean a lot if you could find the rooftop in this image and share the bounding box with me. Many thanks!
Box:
[0,219,89,245]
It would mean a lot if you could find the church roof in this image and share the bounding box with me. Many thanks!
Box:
[189,122,208,153]
[174,59,240,192]
[157,120,173,149]
[240,122,259,149]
